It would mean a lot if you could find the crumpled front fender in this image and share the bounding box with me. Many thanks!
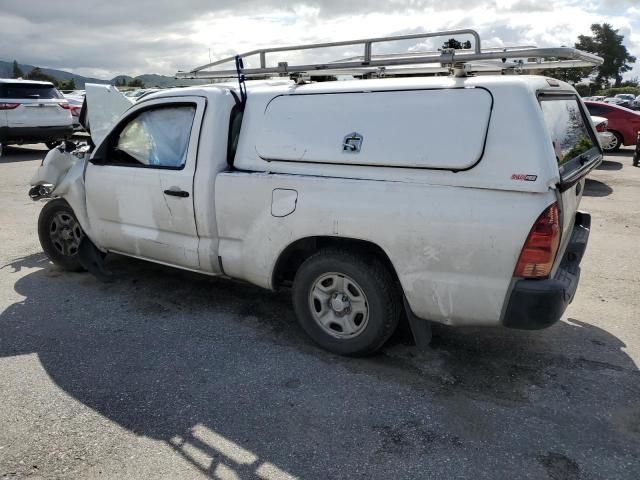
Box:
[30,148,78,193]
[29,147,96,244]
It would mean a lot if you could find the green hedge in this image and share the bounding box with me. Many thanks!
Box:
[594,86,640,96]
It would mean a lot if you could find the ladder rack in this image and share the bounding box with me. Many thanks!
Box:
[175,28,603,80]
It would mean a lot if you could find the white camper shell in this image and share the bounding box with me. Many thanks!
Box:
[29,31,602,356]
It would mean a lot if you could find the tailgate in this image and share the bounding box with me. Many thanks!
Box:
[9,99,71,127]
[555,178,585,275]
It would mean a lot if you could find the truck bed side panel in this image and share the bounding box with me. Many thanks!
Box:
[215,172,556,326]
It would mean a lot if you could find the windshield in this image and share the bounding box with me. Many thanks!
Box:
[540,97,596,167]
[0,83,62,99]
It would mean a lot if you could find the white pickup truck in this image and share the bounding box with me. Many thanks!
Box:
[29,70,601,355]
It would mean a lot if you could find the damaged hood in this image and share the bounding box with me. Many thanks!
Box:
[82,83,133,146]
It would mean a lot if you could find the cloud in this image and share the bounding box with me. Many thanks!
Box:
[0,0,637,79]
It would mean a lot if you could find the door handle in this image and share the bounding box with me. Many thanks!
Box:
[164,189,190,198]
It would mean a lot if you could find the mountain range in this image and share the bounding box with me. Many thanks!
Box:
[0,60,206,88]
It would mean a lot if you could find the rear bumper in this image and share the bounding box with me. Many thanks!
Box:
[502,211,591,330]
[0,125,73,144]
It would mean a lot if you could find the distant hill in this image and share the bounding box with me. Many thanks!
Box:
[0,60,206,88]
[0,60,109,87]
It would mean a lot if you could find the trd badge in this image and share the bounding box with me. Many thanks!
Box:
[342,132,363,153]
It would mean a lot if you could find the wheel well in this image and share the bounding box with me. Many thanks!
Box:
[272,236,401,290]
[608,129,624,143]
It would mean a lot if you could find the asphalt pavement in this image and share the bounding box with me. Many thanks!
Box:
[0,144,638,479]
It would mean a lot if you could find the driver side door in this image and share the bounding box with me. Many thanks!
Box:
[85,96,205,270]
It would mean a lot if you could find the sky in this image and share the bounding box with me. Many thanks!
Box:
[1,0,639,80]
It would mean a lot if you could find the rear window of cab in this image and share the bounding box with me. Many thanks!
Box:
[539,94,600,171]
[0,83,62,99]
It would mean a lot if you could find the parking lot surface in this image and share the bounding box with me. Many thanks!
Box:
[1,145,639,479]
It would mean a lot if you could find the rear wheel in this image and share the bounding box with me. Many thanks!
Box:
[602,131,622,153]
[38,199,85,272]
[292,250,400,356]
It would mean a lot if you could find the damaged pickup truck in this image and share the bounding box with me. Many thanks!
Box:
[29,74,600,355]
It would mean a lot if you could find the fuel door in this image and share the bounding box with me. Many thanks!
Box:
[271,188,298,217]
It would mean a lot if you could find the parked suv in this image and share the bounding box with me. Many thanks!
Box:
[0,79,73,152]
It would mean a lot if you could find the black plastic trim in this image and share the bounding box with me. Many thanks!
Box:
[0,125,73,143]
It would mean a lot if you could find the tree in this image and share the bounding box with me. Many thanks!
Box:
[541,66,593,84]
[25,67,58,85]
[576,23,636,87]
[619,77,638,88]
[541,24,635,89]
[442,38,471,50]
[11,60,23,79]
[573,84,591,97]
[57,79,76,91]
[127,78,145,88]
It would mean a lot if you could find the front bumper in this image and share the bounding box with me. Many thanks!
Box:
[502,211,591,330]
[0,125,73,144]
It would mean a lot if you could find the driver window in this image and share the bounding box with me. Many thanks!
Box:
[114,105,196,168]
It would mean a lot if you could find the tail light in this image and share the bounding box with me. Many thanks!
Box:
[595,120,607,132]
[69,105,81,117]
[0,103,20,110]
[58,102,71,109]
[514,202,561,279]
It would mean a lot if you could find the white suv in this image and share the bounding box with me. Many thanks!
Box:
[0,79,73,152]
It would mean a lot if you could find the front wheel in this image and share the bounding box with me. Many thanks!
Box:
[37,199,85,272]
[602,131,622,153]
[292,250,401,356]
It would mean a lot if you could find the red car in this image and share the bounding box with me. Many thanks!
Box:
[584,101,640,152]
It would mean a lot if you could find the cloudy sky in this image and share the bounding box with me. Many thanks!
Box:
[1,0,639,79]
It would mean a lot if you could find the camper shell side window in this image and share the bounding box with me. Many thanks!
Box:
[255,87,494,171]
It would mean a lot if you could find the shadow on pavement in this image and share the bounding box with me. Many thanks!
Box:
[596,160,623,171]
[584,178,613,197]
[0,145,47,163]
[605,149,634,158]
[1,253,639,479]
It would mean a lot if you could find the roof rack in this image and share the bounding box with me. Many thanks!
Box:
[175,28,603,80]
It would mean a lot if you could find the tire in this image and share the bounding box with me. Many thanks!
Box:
[45,141,60,150]
[292,249,401,356]
[602,131,622,153]
[37,199,85,272]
